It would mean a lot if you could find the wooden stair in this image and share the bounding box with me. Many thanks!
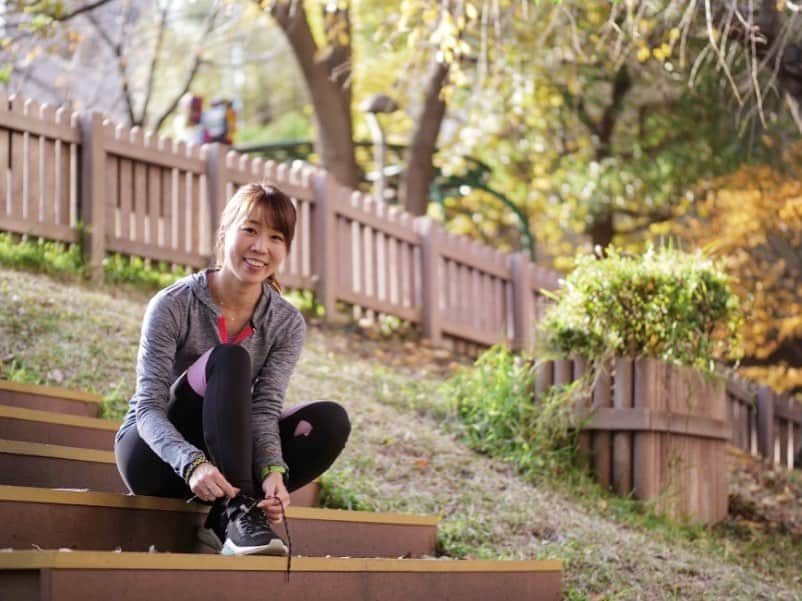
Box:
[0,380,562,600]
[0,485,439,558]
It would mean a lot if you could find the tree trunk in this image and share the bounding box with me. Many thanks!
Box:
[589,214,615,251]
[588,66,631,250]
[269,2,360,189]
[399,59,450,216]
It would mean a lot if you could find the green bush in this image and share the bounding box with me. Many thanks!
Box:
[540,246,742,371]
[0,233,85,278]
[439,346,580,477]
[439,246,743,483]
[103,254,188,290]
[0,234,189,291]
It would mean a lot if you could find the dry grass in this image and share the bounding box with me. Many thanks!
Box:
[0,267,800,600]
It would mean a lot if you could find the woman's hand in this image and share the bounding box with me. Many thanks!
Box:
[258,472,290,523]
[189,462,239,502]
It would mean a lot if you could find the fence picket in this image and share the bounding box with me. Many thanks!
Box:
[0,94,8,217]
[37,105,55,231]
[592,362,613,489]
[23,100,41,225]
[612,358,634,496]
[633,359,660,501]
[757,388,775,461]
[10,97,25,223]
[134,161,148,246]
[54,107,71,229]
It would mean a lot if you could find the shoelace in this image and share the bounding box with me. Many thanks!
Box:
[265,494,292,582]
[237,499,267,537]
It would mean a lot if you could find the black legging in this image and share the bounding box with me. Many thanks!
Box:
[115,344,350,499]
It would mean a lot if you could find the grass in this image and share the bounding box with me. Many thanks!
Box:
[0,265,801,600]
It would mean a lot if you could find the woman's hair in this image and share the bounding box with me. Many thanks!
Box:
[215,183,296,293]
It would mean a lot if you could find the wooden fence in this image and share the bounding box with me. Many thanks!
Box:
[0,94,559,354]
[727,377,802,469]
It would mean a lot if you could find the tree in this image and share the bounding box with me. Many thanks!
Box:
[435,1,798,265]
[261,0,479,213]
[263,1,361,188]
[678,152,802,393]
[0,0,228,130]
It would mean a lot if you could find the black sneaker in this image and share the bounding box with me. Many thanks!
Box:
[221,493,288,557]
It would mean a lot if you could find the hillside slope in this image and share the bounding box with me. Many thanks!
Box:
[0,267,800,600]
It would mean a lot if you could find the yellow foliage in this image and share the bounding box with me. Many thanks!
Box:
[678,161,802,391]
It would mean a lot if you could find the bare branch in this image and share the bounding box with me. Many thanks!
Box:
[139,0,172,124]
[52,0,117,22]
[153,3,220,132]
[85,8,137,126]
[748,0,768,126]
[785,92,802,130]
[705,0,743,104]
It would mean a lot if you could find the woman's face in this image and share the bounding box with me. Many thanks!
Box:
[221,204,288,286]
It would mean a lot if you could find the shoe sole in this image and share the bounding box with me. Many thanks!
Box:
[221,538,288,557]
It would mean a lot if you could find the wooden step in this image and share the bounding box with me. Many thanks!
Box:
[0,405,118,450]
[0,440,319,507]
[0,381,102,417]
[0,485,438,558]
[0,551,562,601]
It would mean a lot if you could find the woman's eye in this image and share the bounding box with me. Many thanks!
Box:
[271,235,284,242]
[241,227,257,234]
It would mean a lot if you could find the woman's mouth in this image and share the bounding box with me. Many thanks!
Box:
[243,258,266,270]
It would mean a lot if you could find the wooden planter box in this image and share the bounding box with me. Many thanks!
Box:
[539,357,729,525]
[587,358,728,524]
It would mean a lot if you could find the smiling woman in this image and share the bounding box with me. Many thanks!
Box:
[113,183,351,560]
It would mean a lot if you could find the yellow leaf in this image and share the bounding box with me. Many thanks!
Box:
[465,2,478,20]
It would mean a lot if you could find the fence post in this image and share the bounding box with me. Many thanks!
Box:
[205,143,227,262]
[757,387,776,462]
[79,112,106,283]
[510,252,533,352]
[313,171,338,319]
[415,216,442,345]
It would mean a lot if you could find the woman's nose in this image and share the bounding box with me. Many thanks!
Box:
[250,234,269,252]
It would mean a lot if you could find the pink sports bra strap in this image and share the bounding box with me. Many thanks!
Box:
[216,315,254,344]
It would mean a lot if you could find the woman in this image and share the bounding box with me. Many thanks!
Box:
[115,183,350,557]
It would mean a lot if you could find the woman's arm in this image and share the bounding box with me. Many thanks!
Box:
[133,290,205,480]
[251,310,306,476]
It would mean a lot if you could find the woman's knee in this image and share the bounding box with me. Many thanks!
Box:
[206,343,252,381]
[327,402,351,441]
[208,343,250,367]
[285,400,350,444]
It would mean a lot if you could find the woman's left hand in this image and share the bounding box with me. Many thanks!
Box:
[258,472,290,523]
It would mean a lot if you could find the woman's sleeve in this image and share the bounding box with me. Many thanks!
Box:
[133,292,204,480]
[251,311,306,475]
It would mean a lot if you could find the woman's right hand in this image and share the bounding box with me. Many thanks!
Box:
[189,462,239,501]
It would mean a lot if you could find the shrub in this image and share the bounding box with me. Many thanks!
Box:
[539,246,742,371]
[439,346,580,477]
[439,246,743,482]
[0,233,85,278]
[102,254,188,290]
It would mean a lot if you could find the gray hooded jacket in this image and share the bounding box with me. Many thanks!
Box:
[116,270,306,481]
